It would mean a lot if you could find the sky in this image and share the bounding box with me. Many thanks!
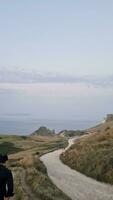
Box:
[0,0,113,120]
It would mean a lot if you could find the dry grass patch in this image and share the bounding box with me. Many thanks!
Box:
[61,126,113,184]
[2,135,70,200]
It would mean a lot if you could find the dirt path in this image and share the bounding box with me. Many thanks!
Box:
[40,137,113,200]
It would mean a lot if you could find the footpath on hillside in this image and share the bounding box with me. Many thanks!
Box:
[41,137,113,200]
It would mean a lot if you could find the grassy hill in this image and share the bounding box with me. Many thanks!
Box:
[86,120,113,134]
[0,134,70,200]
[32,126,55,136]
[61,120,113,185]
[59,130,87,138]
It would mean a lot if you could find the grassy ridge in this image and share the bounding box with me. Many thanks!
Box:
[0,135,70,200]
[59,130,86,138]
[61,123,113,185]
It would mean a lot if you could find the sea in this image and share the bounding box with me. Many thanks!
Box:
[0,116,98,135]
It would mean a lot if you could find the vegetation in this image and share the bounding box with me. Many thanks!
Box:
[0,141,22,154]
[31,126,55,136]
[86,119,113,134]
[25,156,70,200]
[61,122,113,185]
[0,134,70,200]
[59,130,86,138]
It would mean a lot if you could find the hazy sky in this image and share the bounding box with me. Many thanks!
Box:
[0,1,113,120]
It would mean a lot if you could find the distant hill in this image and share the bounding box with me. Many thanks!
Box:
[59,130,87,138]
[31,126,55,136]
[61,115,113,185]
[86,114,113,134]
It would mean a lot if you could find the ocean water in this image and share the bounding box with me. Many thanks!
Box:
[0,117,98,135]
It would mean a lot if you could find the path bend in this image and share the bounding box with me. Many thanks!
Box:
[40,137,113,200]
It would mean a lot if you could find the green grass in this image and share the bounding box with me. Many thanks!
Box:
[0,141,22,154]
[59,130,86,138]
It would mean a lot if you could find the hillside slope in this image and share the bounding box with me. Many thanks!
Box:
[0,134,70,200]
[41,137,113,200]
[61,121,113,184]
[59,130,86,138]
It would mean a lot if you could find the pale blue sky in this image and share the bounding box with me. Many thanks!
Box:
[0,1,113,120]
[0,0,113,75]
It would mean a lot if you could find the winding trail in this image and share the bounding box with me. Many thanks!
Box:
[41,137,113,200]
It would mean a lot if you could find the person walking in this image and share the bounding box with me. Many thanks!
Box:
[0,154,14,200]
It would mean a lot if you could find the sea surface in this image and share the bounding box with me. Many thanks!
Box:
[0,117,98,135]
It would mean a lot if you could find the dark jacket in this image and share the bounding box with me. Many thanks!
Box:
[0,164,14,199]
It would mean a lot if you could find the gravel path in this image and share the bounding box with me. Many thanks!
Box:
[41,137,113,200]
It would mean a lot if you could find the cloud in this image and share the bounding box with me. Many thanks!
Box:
[0,67,113,87]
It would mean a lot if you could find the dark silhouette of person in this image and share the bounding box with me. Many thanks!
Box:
[0,154,14,200]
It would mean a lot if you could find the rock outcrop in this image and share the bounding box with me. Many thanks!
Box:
[105,114,113,122]
[32,126,55,136]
